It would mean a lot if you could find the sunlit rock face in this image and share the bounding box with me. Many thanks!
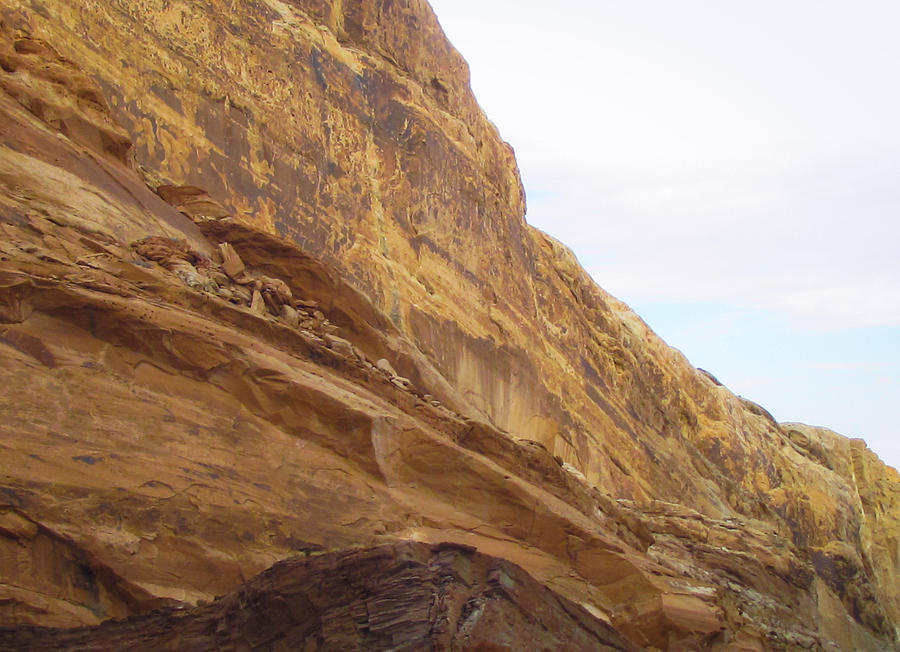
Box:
[0,1,897,649]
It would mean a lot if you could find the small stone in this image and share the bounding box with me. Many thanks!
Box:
[324,334,354,358]
[171,261,217,292]
[132,236,198,269]
[390,375,412,389]
[376,358,397,376]
[209,270,229,286]
[272,278,292,301]
[262,289,282,315]
[259,277,292,310]
[219,243,245,279]
[298,331,325,347]
[281,304,299,328]
[231,285,252,304]
[249,290,266,315]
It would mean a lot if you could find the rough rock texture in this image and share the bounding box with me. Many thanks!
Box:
[0,541,637,651]
[0,1,898,650]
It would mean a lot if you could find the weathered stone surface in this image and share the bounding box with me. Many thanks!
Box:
[0,1,897,650]
[217,242,245,280]
[0,542,637,651]
[280,302,299,328]
[324,332,355,358]
[376,357,398,376]
[157,185,231,220]
[249,288,266,315]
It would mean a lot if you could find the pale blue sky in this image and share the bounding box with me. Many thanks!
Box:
[428,0,900,468]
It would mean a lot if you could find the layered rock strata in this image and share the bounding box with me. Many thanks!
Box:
[0,1,897,649]
[0,542,637,651]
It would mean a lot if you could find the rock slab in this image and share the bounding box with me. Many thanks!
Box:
[0,542,636,651]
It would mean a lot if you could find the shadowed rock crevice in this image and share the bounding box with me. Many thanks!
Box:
[0,507,177,628]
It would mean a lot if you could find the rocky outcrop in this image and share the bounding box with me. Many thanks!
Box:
[0,542,637,651]
[0,1,897,649]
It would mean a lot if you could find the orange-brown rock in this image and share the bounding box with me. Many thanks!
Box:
[131,236,205,270]
[0,1,897,649]
[156,185,232,221]
[218,242,246,280]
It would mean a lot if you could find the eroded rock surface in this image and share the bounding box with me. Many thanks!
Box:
[0,542,637,651]
[0,1,897,650]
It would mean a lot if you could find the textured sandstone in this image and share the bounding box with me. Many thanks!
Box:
[0,1,897,650]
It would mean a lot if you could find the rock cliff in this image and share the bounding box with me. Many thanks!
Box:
[0,542,637,651]
[0,0,897,649]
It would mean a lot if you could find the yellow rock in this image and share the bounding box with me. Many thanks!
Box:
[0,1,896,649]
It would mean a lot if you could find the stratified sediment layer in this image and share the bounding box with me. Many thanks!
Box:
[0,542,637,651]
[0,2,897,649]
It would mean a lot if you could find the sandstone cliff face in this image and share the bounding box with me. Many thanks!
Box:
[0,1,897,649]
